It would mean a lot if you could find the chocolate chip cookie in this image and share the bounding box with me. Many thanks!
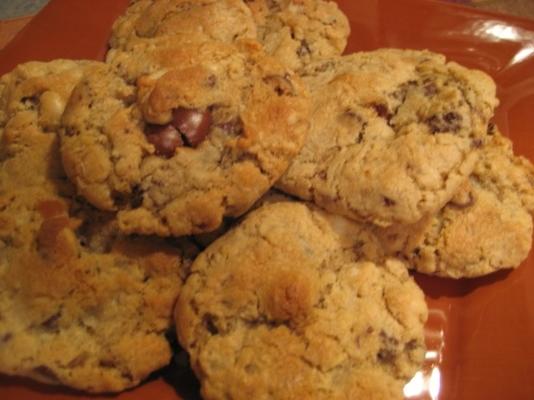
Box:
[106,0,257,63]
[0,61,193,392]
[61,41,309,236]
[176,201,427,400]
[277,49,498,227]
[245,0,350,70]
[0,59,91,191]
[105,0,257,86]
[381,130,534,278]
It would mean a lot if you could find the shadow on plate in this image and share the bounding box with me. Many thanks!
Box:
[413,268,512,299]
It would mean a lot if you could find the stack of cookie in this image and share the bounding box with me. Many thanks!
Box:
[0,0,532,399]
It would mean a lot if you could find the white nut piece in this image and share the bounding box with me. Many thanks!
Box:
[39,90,66,128]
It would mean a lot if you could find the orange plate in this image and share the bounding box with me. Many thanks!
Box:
[1,0,534,399]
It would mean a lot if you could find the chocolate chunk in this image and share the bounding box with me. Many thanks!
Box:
[263,75,296,96]
[383,196,396,207]
[426,115,441,133]
[377,348,396,363]
[444,111,461,125]
[356,121,368,144]
[205,75,217,88]
[145,107,212,156]
[202,314,219,335]
[64,126,78,137]
[111,190,130,208]
[110,187,142,209]
[471,138,483,149]
[426,111,463,134]
[145,124,184,158]
[130,185,144,208]
[406,339,419,351]
[99,359,116,368]
[172,107,212,147]
[41,312,61,331]
[423,79,438,97]
[353,240,365,252]
[1,333,12,343]
[297,40,312,57]
[371,103,392,121]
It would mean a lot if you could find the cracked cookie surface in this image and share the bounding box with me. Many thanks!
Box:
[61,41,309,236]
[0,61,192,392]
[0,59,91,192]
[277,49,498,227]
[106,0,257,62]
[176,201,427,400]
[265,130,534,278]
[380,130,534,278]
[245,0,350,70]
[106,0,349,73]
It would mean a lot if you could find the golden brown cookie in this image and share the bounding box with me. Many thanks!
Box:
[246,0,350,70]
[61,41,309,236]
[107,0,257,57]
[176,201,427,400]
[0,60,90,191]
[106,0,349,73]
[277,49,498,227]
[0,61,193,393]
[381,130,534,278]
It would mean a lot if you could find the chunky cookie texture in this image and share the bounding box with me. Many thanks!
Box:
[245,0,350,70]
[107,0,257,58]
[176,202,427,400]
[0,61,192,392]
[0,192,188,393]
[61,41,309,236]
[0,60,90,191]
[381,131,534,278]
[107,0,349,73]
[277,49,498,227]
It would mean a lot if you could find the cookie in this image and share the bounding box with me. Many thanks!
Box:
[260,144,533,279]
[107,34,253,83]
[245,0,350,70]
[381,130,534,278]
[176,201,427,400]
[106,0,257,62]
[277,49,498,227]
[0,60,91,191]
[0,192,190,393]
[61,41,310,236]
[0,61,193,392]
[106,0,349,73]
